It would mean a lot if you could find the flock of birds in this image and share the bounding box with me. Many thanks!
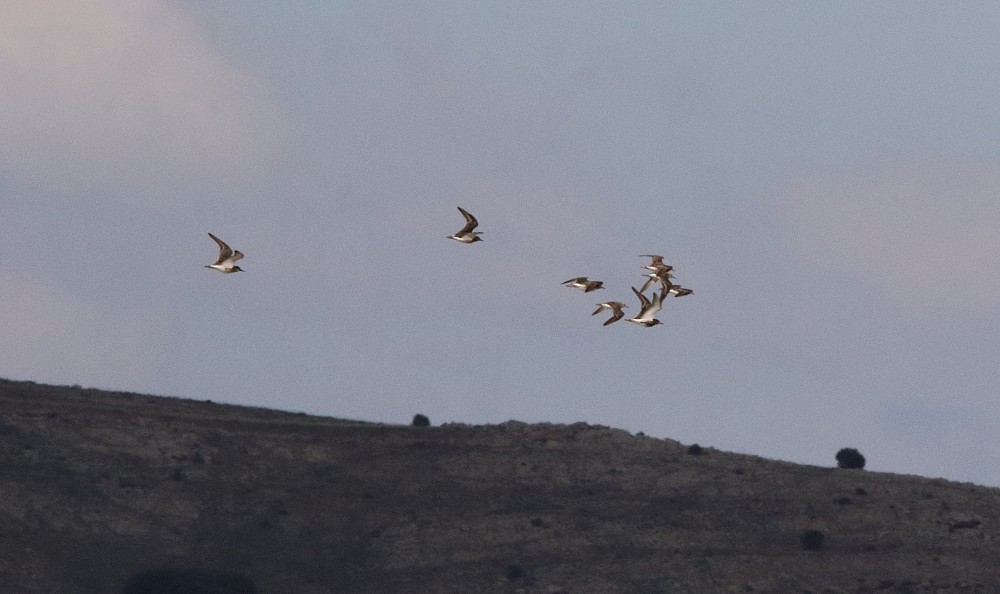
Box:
[564,252,693,328]
[204,206,692,328]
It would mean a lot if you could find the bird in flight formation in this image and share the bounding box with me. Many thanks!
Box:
[639,254,693,298]
[626,285,664,327]
[205,233,244,273]
[443,211,694,328]
[562,277,604,293]
[206,209,692,330]
[592,301,628,326]
[562,254,694,328]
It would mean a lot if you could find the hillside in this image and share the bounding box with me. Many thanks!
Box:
[1,378,998,593]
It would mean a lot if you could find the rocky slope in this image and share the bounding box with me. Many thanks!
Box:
[1,378,998,593]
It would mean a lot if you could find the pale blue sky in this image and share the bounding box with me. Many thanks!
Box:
[2,2,1000,486]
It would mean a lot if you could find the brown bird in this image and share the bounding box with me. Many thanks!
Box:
[627,286,664,327]
[447,207,483,243]
[563,277,604,292]
[640,254,673,274]
[205,233,244,273]
[592,301,628,326]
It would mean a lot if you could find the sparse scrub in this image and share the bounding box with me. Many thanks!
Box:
[949,519,981,532]
[836,448,865,469]
[800,529,825,551]
[504,564,525,580]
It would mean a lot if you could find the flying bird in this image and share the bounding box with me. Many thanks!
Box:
[592,301,628,326]
[627,286,664,327]
[205,233,244,273]
[563,277,604,292]
[640,268,675,294]
[640,254,673,274]
[448,207,483,243]
[665,284,694,297]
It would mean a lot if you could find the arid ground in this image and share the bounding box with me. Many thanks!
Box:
[1,378,997,593]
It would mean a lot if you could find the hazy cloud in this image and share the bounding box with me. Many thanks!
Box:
[0,0,284,194]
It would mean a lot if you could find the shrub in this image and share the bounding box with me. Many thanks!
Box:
[800,529,825,551]
[835,448,866,469]
[412,414,430,427]
[504,565,525,580]
[686,444,704,456]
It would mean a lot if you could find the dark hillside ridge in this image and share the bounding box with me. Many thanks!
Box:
[1,378,998,593]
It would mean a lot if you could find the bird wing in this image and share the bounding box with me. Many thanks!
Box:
[631,286,651,308]
[649,290,664,314]
[456,207,479,233]
[208,233,234,264]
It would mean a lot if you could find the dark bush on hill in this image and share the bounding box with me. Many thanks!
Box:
[836,448,866,469]
[504,564,525,580]
[412,414,430,427]
[800,529,825,551]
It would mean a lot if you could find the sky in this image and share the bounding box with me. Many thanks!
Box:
[2,2,1000,486]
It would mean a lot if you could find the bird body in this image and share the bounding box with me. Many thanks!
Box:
[448,207,483,243]
[639,254,673,274]
[205,233,244,273]
[640,269,675,294]
[563,277,604,292]
[627,286,664,327]
[592,301,628,326]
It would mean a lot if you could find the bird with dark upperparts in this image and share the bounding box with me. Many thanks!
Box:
[205,233,244,273]
[448,207,483,243]
[563,277,604,292]
[627,286,664,327]
[592,301,628,326]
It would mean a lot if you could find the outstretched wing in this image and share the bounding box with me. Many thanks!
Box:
[631,286,651,308]
[603,309,625,326]
[649,290,664,315]
[456,207,479,234]
[208,233,234,265]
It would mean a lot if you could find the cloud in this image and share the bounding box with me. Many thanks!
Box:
[0,1,283,194]
[776,161,1000,315]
